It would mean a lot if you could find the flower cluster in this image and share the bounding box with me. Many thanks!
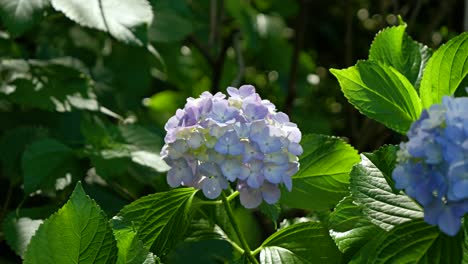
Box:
[392,96,468,236]
[160,85,302,208]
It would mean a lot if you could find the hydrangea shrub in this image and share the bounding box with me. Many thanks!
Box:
[160,85,302,208]
[393,96,468,236]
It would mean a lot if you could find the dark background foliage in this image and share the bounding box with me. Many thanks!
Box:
[0,0,465,262]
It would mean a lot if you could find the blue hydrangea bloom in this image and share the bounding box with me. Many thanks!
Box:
[161,85,302,208]
[392,96,468,236]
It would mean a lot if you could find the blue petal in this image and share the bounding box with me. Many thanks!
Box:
[263,163,287,184]
[202,178,222,199]
[238,184,262,208]
[261,183,280,204]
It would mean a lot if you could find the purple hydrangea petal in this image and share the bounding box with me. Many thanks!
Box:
[162,85,302,208]
[166,159,194,187]
[187,132,204,149]
[263,163,288,184]
[215,130,244,155]
[243,102,269,121]
[238,183,262,208]
[261,182,280,204]
[247,172,264,188]
[210,100,239,124]
[242,141,264,163]
[202,178,223,199]
[288,142,303,156]
[221,159,242,182]
[264,152,289,164]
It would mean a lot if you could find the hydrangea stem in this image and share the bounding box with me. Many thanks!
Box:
[221,191,259,264]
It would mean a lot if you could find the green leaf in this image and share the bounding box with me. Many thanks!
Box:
[23,182,118,263]
[420,32,468,108]
[362,145,398,193]
[0,126,46,183]
[463,217,468,263]
[114,188,197,257]
[118,125,169,173]
[51,0,153,45]
[148,0,194,43]
[350,155,423,231]
[112,218,156,264]
[328,196,383,258]
[369,25,432,89]
[0,59,100,112]
[21,138,78,194]
[166,240,232,264]
[81,117,169,184]
[90,144,169,186]
[5,218,43,258]
[259,203,281,224]
[281,134,360,211]
[350,219,463,263]
[330,60,422,134]
[259,222,342,263]
[2,206,57,258]
[164,219,234,263]
[0,0,49,36]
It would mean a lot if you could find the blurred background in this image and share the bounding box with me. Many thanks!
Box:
[0,0,466,262]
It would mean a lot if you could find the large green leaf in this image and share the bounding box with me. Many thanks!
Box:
[51,0,153,45]
[0,0,49,36]
[111,218,156,264]
[281,134,360,211]
[0,59,100,112]
[419,32,468,108]
[21,138,78,194]
[328,196,383,259]
[166,220,233,264]
[114,188,197,257]
[350,155,423,231]
[350,219,463,263]
[330,60,422,134]
[23,182,117,263]
[369,25,431,89]
[362,145,398,193]
[259,222,342,263]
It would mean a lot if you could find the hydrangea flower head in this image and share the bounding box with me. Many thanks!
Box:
[392,96,468,236]
[161,85,302,208]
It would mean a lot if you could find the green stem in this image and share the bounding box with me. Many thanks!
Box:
[251,246,263,256]
[221,192,259,264]
[229,240,245,255]
[197,191,239,206]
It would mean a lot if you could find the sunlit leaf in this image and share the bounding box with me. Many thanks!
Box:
[0,0,49,36]
[281,134,360,211]
[331,61,422,134]
[419,32,468,108]
[51,0,153,45]
[114,188,197,257]
[369,25,431,89]
[260,222,342,263]
[350,219,463,263]
[23,182,117,263]
[350,155,423,231]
